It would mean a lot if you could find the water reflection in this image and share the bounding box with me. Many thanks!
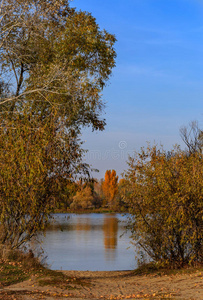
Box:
[40,213,136,271]
[103,214,118,261]
[76,217,91,232]
[71,215,119,257]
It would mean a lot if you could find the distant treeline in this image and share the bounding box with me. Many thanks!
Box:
[51,169,127,212]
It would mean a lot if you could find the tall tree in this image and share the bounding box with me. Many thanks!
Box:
[0,0,116,249]
[102,170,118,207]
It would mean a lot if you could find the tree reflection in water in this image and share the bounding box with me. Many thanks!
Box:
[73,214,119,260]
[103,214,118,260]
[39,213,135,270]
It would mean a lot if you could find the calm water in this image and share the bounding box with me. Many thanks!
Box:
[40,213,137,271]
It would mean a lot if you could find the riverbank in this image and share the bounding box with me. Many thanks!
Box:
[1,266,202,299]
[53,208,125,214]
[0,249,202,299]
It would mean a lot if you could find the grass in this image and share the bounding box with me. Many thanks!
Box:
[0,248,42,287]
[0,247,89,290]
[38,275,89,289]
[38,268,89,289]
[0,261,29,287]
[133,261,203,277]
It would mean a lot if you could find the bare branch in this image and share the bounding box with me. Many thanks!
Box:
[180,121,203,154]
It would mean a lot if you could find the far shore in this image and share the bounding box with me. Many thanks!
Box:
[53,208,127,214]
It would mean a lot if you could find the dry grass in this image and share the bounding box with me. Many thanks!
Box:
[0,246,89,290]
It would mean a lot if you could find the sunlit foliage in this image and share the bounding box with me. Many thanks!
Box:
[123,145,203,267]
[0,0,116,248]
[70,186,94,210]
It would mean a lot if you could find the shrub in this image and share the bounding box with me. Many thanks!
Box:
[123,145,203,268]
[70,186,94,210]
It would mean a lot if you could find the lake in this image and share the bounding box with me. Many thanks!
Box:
[39,213,137,271]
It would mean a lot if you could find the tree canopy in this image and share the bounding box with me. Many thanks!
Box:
[0,0,116,126]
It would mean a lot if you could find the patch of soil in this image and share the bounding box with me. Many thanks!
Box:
[0,269,202,299]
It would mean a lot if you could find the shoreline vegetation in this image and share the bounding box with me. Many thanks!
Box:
[53,207,125,214]
[0,249,202,299]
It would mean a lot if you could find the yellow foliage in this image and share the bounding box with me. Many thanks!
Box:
[123,145,203,267]
[70,186,94,210]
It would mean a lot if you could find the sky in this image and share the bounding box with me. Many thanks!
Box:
[71,0,203,179]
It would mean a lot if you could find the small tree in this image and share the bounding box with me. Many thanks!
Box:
[70,186,94,210]
[93,179,104,208]
[123,145,203,268]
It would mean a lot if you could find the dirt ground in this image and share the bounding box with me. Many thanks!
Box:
[0,269,202,300]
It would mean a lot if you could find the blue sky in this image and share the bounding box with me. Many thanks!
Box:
[72,0,203,179]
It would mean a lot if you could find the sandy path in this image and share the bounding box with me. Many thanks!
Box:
[0,269,202,299]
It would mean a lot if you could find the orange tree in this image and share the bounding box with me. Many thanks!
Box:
[123,145,203,267]
[102,170,118,207]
